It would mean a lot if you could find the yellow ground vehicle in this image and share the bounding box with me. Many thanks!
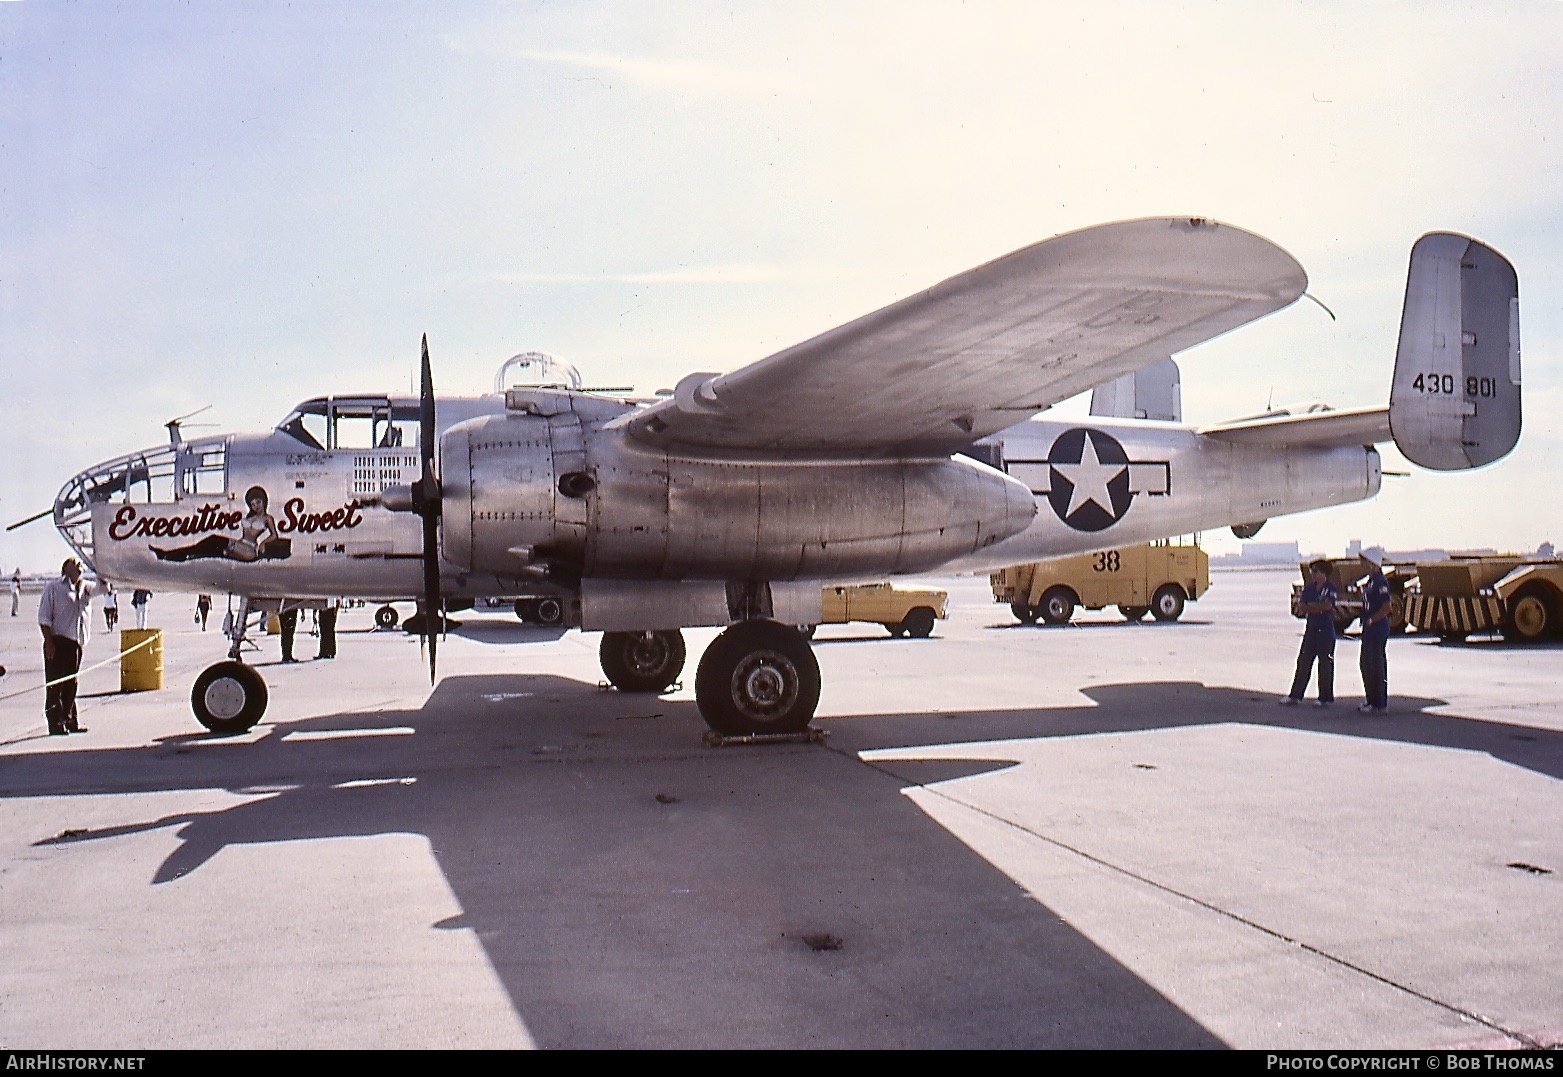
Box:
[806,582,949,638]
[991,541,1209,625]
[1289,558,1415,634]
[1404,556,1563,642]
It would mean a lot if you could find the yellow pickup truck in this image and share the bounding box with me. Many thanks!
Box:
[803,582,950,638]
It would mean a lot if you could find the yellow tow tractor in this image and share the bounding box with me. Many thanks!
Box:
[1404,555,1563,642]
[991,540,1209,625]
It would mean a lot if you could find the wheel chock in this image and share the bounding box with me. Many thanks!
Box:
[701,727,828,748]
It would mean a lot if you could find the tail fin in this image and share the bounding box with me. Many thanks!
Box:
[1389,233,1520,470]
[1089,357,1182,421]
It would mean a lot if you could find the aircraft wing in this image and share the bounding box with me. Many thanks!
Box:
[1198,405,1391,449]
[622,217,1307,456]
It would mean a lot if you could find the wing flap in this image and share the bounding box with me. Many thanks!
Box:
[623,218,1307,456]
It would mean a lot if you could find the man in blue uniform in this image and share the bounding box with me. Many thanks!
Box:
[1357,551,1393,713]
[1282,560,1338,707]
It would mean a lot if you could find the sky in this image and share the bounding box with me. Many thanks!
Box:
[2,0,1560,573]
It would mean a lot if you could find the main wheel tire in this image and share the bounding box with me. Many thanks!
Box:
[1039,586,1076,625]
[1502,584,1556,642]
[695,620,821,736]
[600,630,687,692]
[1119,605,1149,622]
[798,624,818,639]
[375,605,399,629]
[900,607,937,638]
[532,596,565,626]
[1333,611,1357,634]
[191,661,267,735]
[1151,584,1187,622]
[1010,602,1038,625]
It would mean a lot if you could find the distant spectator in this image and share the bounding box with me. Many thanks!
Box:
[131,588,151,629]
[316,600,338,660]
[196,593,212,631]
[279,606,298,663]
[103,583,118,631]
[10,572,20,617]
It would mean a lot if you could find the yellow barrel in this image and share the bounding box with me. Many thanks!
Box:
[120,628,165,692]
[265,615,281,635]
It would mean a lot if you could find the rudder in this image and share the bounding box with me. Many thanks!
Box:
[1389,233,1520,470]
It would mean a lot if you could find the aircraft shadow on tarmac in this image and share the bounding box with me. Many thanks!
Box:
[3,676,1559,1048]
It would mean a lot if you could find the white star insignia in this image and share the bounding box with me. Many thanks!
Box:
[1053,434,1126,518]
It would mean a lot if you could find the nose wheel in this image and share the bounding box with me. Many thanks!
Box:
[695,620,820,736]
[191,661,268,735]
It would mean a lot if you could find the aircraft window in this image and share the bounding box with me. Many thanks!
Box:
[179,445,227,498]
[386,406,421,449]
[278,403,328,449]
[332,401,391,451]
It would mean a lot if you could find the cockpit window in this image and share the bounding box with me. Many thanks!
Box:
[332,400,390,451]
[278,401,328,449]
[385,406,421,449]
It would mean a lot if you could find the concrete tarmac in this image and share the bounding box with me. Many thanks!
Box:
[0,571,1558,1049]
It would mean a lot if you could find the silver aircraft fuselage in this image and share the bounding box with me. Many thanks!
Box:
[70,386,1379,617]
[949,415,1381,571]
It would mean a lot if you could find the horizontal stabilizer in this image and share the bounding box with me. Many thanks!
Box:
[1199,405,1389,449]
[1389,233,1520,470]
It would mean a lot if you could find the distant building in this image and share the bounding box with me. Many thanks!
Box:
[1211,540,1305,567]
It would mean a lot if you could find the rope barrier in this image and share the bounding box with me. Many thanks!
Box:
[0,631,163,704]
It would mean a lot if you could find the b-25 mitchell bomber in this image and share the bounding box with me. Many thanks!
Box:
[19,219,1520,739]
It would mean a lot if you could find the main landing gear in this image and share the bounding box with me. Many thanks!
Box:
[598,620,822,737]
[192,601,824,740]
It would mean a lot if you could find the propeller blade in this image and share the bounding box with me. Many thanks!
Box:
[420,335,435,472]
[419,334,440,685]
[423,505,440,684]
[6,508,53,532]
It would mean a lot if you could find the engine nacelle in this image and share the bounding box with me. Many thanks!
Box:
[586,441,1037,580]
[440,409,1037,582]
[440,411,589,575]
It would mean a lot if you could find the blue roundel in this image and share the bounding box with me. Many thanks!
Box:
[1046,428,1134,532]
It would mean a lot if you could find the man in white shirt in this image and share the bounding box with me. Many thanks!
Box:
[38,558,102,736]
